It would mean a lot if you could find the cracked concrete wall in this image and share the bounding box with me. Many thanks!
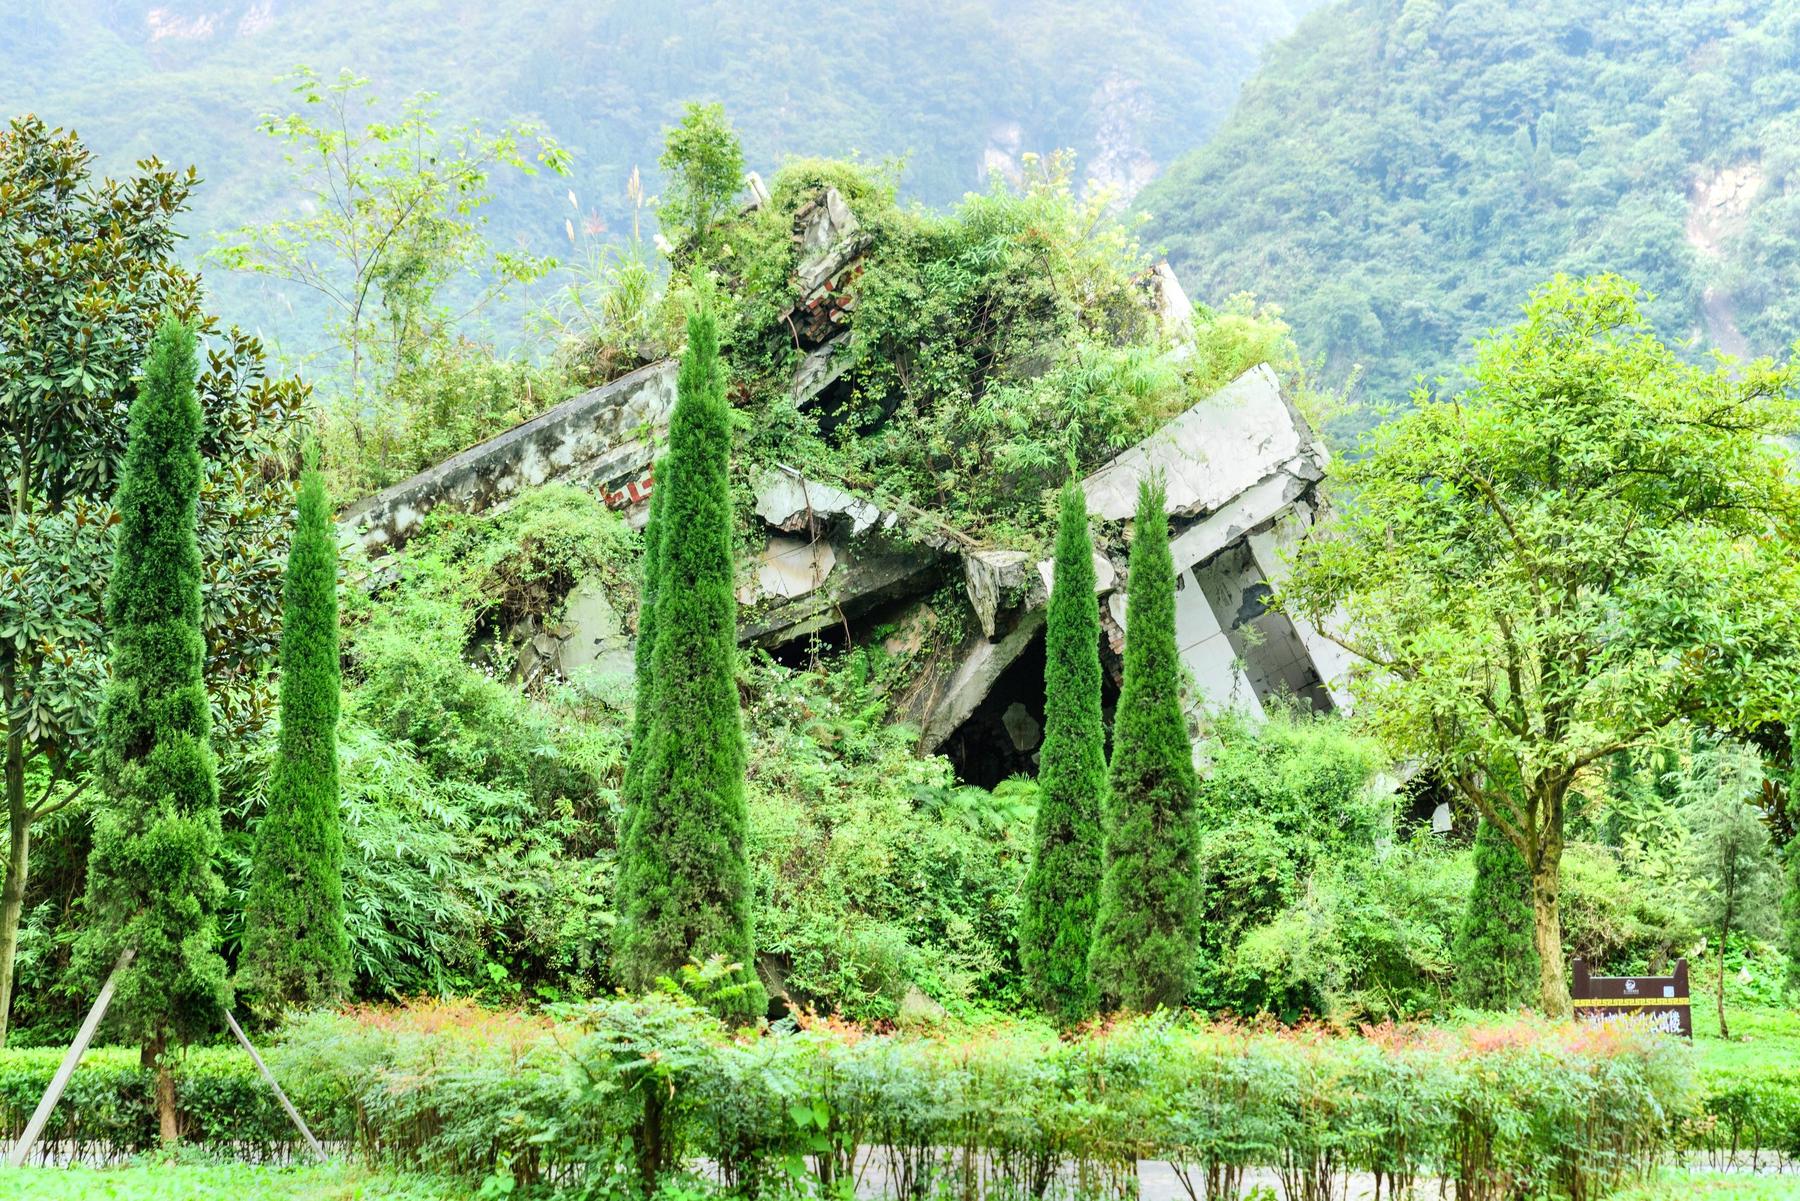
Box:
[339,354,679,557]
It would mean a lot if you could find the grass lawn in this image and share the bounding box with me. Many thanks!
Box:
[1608,1169,1800,1199]
[0,1162,456,1201]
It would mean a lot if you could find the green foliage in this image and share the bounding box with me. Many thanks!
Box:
[658,103,745,266]
[1228,834,1464,1024]
[1785,839,1800,992]
[1284,274,1800,1013]
[0,117,303,1039]
[212,67,568,480]
[258,1001,1691,1200]
[15,1,1314,354]
[745,654,1031,1021]
[1089,480,1200,1012]
[1019,483,1106,1025]
[616,308,764,1019]
[75,320,229,1082]
[1453,818,1541,1011]
[1141,0,1800,420]
[693,148,1313,545]
[241,467,350,1014]
[334,487,633,1000]
[326,340,576,500]
[1684,743,1783,1038]
[621,463,666,827]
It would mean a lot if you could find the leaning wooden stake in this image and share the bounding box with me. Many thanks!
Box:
[224,1010,324,1161]
[6,947,134,1167]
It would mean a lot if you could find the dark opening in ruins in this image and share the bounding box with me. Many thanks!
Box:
[941,627,1121,790]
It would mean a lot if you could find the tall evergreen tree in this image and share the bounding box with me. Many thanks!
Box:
[620,462,669,819]
[241,461,350,1013]
[1451,817,1540,1010]
[1089,479,1201,1012]
[73,318,229,1140]
[1020,481,1107,1024]
[614,306,764,1020]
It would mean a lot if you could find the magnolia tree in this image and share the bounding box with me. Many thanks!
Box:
[1284,275,1800,1014]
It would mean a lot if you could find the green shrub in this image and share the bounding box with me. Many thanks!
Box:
[259,1003,1693,1199]
[1453,818,1541,1011]
[0,1007,1711,1194]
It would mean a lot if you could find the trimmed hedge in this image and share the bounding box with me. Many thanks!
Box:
[0,1047,322,1163]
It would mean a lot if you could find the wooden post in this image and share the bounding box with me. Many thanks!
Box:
[6,947,133,1168]
[223,1010,325,1162]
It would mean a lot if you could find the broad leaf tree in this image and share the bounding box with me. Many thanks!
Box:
[0,118,303,1042]
[1284,275,1800,1014]
[214,68,568,463]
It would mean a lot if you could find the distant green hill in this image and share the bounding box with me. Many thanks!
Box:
[1141,0,1800,423]
[3,0,1319,354]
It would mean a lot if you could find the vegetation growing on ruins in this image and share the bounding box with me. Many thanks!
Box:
[8,21,1800,1196]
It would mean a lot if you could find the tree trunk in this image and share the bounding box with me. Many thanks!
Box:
[0,731,28,1046]
[1529,843,1570,1017]
[1717,927,1730,1040]
[144,1032,178,1143]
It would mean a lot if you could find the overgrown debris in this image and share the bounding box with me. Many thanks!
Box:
[337,176,1355,783]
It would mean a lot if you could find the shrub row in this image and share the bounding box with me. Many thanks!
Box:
[0,1047,310,1164]
[0,1002,1715,1198]
[1682,1061,1800,1170]
[266,998,1692,1200]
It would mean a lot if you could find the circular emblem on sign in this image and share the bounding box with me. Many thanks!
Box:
[1625,979,1638,993]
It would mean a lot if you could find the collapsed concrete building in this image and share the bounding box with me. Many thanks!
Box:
[340,185,1356,786]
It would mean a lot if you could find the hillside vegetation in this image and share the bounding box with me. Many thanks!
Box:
[3,0,1319,348]
[1142,0,1800,419]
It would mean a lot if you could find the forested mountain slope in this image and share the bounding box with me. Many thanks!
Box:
[1141,0,1800,414]
[3,0,1319,344]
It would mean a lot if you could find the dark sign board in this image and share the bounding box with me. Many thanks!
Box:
[1570,958,1691,1037]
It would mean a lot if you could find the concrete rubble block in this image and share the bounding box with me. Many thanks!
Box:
[1002,702,1042,753]
[340,358,679,556]
[900,607,1047,751]
[753,467,881,537]
[553,577,634,683]
[738,534,838,606]
[1035,551,1118,598]
[963,548,1034,639]
[1078,363,1325,523]
[738,542,944,648]
[793,331,852,405]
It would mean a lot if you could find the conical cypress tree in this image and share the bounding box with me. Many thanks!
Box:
[620,460,669,821]
[613,458,666,967]
[73,318,229,1140]
[1452,817,1541,1010]
[241,462,350,1013]
[615,306,764,1019]
[1020,482,1107,1025]
[1088,478,1201,1012]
